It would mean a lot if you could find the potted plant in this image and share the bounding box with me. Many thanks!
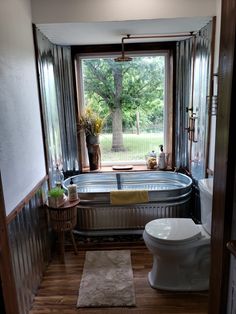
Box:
[78,105,105,140]
[78,105,105,170]
[48,187,65,208]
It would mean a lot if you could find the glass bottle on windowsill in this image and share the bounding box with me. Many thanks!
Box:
[54,164,64,188]
[158,145,167,170]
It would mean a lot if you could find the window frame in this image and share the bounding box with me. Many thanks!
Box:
[72,42,175,170]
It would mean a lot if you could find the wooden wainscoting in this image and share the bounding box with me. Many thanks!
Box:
[7,178,52,314]
[30,241,209,314]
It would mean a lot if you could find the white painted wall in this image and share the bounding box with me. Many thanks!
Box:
[0,0,46,215]
[31,0,216,23]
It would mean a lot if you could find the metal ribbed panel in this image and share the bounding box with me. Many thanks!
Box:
[7,181,51,314]
[77,197,191,231]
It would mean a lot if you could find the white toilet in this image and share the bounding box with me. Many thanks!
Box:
[143,177,213,291]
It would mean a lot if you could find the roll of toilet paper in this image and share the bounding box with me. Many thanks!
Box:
[68,184,78,201]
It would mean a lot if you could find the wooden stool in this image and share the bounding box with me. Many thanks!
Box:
[46,198,79,263]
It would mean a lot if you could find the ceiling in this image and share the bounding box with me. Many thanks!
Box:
[36,16,212,46]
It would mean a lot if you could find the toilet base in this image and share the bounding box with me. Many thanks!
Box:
[143,227,211,292]
[146,247,210,291]
[148,271,209,291]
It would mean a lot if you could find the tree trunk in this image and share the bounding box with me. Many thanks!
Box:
[111,107,124,151]
[136,110,140,135]
[111,65,124,151]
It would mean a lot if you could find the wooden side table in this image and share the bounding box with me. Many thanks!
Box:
[46,198,80,263]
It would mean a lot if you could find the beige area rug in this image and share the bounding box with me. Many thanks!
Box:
[77,250,136,308]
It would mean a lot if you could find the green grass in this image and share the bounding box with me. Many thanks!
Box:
[100,132,164,162]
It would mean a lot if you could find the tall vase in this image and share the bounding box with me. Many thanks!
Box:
[86,135,101,170]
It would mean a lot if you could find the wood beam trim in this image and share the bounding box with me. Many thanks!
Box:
[6,175,48,224]
[71,41,176,58]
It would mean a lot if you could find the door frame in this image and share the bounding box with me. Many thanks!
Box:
[0,173,19,314]
[208,0,236,312]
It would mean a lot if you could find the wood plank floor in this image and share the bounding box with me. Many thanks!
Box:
[29,239,209,314]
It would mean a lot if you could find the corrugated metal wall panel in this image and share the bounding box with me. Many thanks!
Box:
[7,181,51,314]
[77,198,191,231]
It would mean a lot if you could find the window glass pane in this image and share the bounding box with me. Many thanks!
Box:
[81,55,165,165]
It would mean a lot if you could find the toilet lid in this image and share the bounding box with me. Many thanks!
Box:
[145,218,202,244]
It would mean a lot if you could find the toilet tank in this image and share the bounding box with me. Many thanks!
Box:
[198,178,213,235]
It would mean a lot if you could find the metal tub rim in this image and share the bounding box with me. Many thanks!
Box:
[63,171,192,205]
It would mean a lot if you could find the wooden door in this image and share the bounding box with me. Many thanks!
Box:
[208,0,236,313]
[0,279,6,313]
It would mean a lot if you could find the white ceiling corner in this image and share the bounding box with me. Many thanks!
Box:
[36,16,212,46]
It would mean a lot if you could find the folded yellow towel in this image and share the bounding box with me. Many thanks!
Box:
[110,190,149,205]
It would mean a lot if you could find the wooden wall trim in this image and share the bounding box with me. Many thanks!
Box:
[71,53,83,173]
[0,173,20,314]
[6,175,48,225]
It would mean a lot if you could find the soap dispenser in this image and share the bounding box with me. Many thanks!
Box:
[68,178,78,201]
[158,145,166,170]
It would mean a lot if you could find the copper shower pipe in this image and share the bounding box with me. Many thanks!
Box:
[115,32,196,62]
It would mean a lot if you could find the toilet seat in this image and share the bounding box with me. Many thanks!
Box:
[145,218,202,245]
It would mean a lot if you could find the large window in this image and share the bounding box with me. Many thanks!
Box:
[76,51,173,167]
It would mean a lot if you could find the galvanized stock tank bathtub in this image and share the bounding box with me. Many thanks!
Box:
[63,171,192,234]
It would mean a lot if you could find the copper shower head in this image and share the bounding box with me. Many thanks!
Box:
[114,34,133,63]
[114,55,133,62]
[114,32,195,63]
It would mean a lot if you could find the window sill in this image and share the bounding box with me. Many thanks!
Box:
[82,165,172,173]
